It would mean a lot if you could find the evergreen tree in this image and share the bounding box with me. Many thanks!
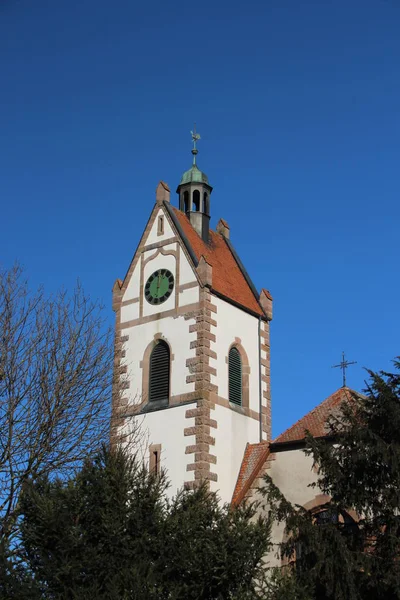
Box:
[13,445,272,599]
[262,359,400,600]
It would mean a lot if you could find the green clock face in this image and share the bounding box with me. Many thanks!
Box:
[145,269,174,305]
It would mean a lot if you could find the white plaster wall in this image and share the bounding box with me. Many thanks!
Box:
[254,449,322,567]
[179,246,197,285]
[212,404,259,504]
[212,296,261,413]
[123,258,141,301]
[143,403,195,498]
[120,301,139,323]
[269,449,319,506]
[146,207,175,246]
[123,315,196,404]
[179,286,199,306]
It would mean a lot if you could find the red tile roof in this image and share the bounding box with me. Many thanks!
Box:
[231,388,361,506]
[171,207,263,316]
[231,442,270,507]
[273,387,359,444]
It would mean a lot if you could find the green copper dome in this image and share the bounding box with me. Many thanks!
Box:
[180,164,209,186]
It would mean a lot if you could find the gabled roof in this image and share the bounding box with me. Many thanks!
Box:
[232,442,270,507]
[273,387,359,445]
[168,206,264,317]
[231,387,361,506]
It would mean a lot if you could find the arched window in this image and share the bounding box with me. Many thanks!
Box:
[313,507,357,533]
[183,191,189,213]
[292,506,358,568]
[204,192,209,215]
[193,190,200,212]
[149,341,170,406]
[229,347,242,406]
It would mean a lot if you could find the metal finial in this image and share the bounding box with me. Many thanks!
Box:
[332,351,357,388]
[190,123,200,165]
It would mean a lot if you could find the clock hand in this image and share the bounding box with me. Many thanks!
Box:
[156,272,161,297]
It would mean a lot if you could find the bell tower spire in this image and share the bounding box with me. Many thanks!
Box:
[177,126,213,243]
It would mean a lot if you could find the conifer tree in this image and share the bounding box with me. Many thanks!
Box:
[262,359,400,600]
[13,445,272,599]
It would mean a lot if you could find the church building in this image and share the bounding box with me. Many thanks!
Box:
[111,132,359,536]
[111,131,272,504]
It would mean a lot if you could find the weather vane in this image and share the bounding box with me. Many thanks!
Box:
[190,123,200,164]
[332,351,357,388]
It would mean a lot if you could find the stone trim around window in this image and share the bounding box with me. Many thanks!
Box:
[139,334,174,410]
[157,215,164,236]
[149,443,162,476]
[225,338,250,410]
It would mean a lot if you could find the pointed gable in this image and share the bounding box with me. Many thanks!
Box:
[169,206,264,316]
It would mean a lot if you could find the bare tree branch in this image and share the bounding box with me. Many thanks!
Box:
[0,264,124,543]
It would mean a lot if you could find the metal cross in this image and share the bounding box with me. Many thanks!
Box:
[332,351,357,388]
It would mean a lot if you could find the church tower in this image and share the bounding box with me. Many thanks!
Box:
[177,126,212,243]
[111,131,273,503]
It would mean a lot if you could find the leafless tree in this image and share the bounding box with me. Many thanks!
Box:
[0,265,119,544]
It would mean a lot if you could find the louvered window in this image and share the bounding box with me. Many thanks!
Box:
[229,347,242,406]
[149,341,170,405]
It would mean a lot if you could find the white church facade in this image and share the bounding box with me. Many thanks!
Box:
[111,134,359,546]
[111,135,272,503]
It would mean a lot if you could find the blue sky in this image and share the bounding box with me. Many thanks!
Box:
[1,0,399,437]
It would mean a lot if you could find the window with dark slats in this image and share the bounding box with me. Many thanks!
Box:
[229,347,242,406]
[149,341,170,405]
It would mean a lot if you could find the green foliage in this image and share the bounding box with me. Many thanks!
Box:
[261,359,400,600]
[160,485,271,599]
[17,446,167,599]
[263,567,312,600]
[8,445,271,599]
[0,537,40,600]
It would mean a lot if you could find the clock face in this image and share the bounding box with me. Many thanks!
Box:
[145,269,174,305]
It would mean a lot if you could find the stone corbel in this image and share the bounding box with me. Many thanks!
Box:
[156,181,170,204]
[112,278,123,311]
[216,218,230,239]
[197,255,212,288]
[259,288,273,321]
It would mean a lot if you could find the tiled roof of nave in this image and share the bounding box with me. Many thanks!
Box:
[273,387,359,444]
